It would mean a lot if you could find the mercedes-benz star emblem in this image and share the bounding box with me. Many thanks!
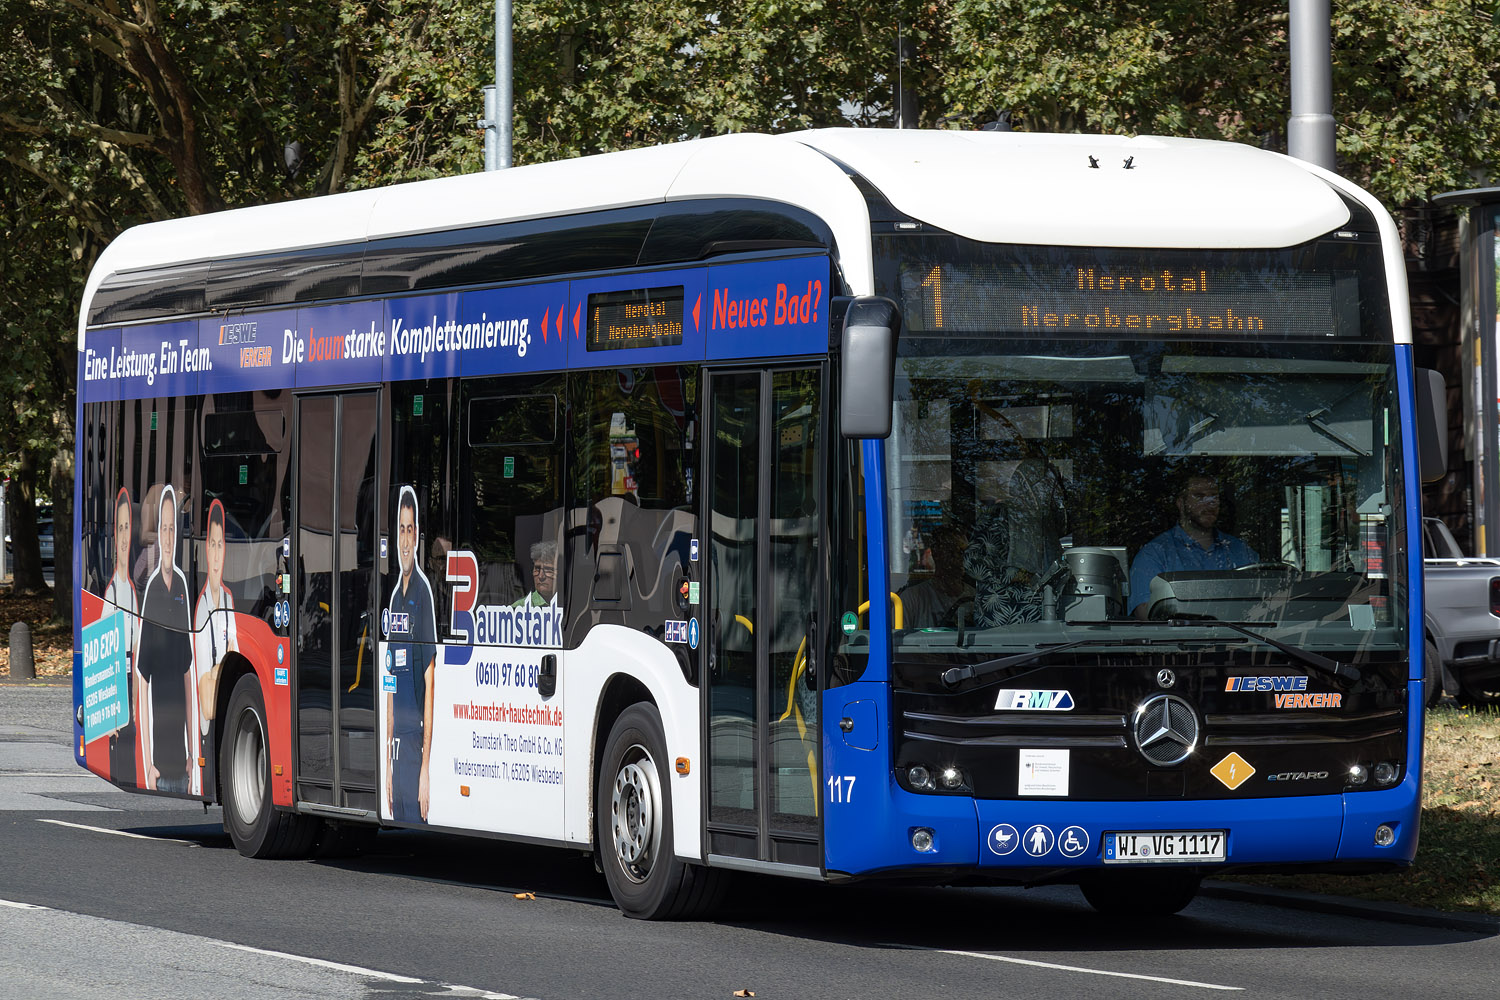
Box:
[1156,668,1176,689]
[1132,694,1199,766]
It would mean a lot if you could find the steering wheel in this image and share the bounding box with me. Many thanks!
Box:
[1234,561,1295,571]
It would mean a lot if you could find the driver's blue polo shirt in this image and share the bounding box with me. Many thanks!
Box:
[1129,525,1259,614]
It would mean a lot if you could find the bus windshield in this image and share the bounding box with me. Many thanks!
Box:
[876,237,1407,658]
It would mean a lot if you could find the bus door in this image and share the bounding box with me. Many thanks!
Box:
[704,367,823,870]
[293,391,381,811]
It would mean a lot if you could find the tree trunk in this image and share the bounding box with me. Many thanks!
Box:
[50,441,73,627]
[6,450,50,597]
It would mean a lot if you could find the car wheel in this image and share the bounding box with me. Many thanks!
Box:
[1424,638,1444,707]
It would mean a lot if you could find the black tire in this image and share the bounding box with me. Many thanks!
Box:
[222,674,318,859]
[314,821,378,858]
[596,703,727,919]
[1424,638,1444,708]
[1080,870,1201,916]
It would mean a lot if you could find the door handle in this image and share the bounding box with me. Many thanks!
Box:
[539,654,557,698]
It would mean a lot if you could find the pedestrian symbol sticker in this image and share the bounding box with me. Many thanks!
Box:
[1022,823,1055,857]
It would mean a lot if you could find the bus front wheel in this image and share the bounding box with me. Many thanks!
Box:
[596,703,726,919]
[222,674,318,859]
[1080,870,1201,916]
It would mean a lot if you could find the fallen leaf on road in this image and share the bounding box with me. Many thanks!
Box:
[513,892,536,900]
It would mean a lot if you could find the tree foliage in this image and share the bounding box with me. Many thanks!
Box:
[3,0,1500,619]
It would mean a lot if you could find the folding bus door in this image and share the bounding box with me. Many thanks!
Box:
[293,391,381,812]
[704,367,824,870]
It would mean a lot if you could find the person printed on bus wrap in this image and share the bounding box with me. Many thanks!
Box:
[386,486,438,823]
[103,487,140,787]
[191,500,238,797]
[899,526,974,629]
[513,539,559,608]
[965,458,1067,628]
[135,484,195,794]
[1129,472,1259,618]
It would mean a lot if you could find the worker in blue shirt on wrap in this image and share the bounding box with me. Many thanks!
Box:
[386,486,438,822]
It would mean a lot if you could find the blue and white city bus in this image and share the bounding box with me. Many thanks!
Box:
[73,129,1444,918]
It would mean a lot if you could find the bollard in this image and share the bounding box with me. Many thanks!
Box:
[9,621,34,679]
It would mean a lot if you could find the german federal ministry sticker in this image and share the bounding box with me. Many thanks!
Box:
[1211,752,1255,790]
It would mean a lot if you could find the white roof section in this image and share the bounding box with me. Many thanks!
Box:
[81,128,1384,347]
[78,133,873,346]
[792,129,1351,248]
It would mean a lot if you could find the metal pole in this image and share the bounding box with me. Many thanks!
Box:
[496,0,513,169]
[483,85,498,171]
[1288,0,1336,171]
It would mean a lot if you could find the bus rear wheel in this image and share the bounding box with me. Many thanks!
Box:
[222,674,318,859]
[1080,870,1201,916]
[596,703,726,919]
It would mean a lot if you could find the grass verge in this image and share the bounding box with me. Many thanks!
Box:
[1227,703,1500,916]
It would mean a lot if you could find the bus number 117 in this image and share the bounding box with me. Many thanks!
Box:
[827,775,856,803]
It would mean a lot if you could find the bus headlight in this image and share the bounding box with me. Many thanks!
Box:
[939,766,964,790]
[911,827,936,853]
[907,765,935,792]
[1346,763,1369,786]
[1373,761,1399,785]
[1374,824,1396,847]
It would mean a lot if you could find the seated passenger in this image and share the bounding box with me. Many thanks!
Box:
[1129,472,1259,617]
[514,539,559,608]
[965,458,1066,627]
[900,527,974,628]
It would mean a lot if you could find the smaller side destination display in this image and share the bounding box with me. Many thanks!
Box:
[586,286,685,351]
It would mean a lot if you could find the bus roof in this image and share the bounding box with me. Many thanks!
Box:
[80,129,1395,348]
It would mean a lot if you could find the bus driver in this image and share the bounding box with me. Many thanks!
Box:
[1129,472,1259,617]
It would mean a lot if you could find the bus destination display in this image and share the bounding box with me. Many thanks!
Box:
[586,286,685,352]
[900,254,1357,340]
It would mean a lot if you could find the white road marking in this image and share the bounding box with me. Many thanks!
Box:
[0,898,48,910]
[905,946,1243,991]
[36,818,197,845]
[213,942,523,998]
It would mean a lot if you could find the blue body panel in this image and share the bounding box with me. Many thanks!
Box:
[822,370,1422,877]
[80,257,832,404]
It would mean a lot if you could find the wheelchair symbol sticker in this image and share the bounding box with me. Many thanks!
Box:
[1058,825,1090,858]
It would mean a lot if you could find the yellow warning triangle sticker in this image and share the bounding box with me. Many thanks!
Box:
[1211,752,1255,790]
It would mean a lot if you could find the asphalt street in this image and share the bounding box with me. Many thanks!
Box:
[2,682,1497,1000]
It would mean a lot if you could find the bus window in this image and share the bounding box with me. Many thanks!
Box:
[567,366,699,646]
[459,374,567,620]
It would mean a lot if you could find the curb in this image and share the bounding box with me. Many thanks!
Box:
[1201,880,1500,934]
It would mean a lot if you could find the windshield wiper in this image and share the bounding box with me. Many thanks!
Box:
[1098,617,1362,683]
[939,634,1236,688]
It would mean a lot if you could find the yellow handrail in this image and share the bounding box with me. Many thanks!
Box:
[734,614,754,635]
[856,592,904,630]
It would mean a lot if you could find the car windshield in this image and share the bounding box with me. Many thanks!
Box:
[871,237,1407,659]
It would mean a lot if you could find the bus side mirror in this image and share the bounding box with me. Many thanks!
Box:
[1416,367,1447,484]
[840,296,900,439]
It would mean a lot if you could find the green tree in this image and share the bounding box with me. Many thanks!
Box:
[937,1,1500,206]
